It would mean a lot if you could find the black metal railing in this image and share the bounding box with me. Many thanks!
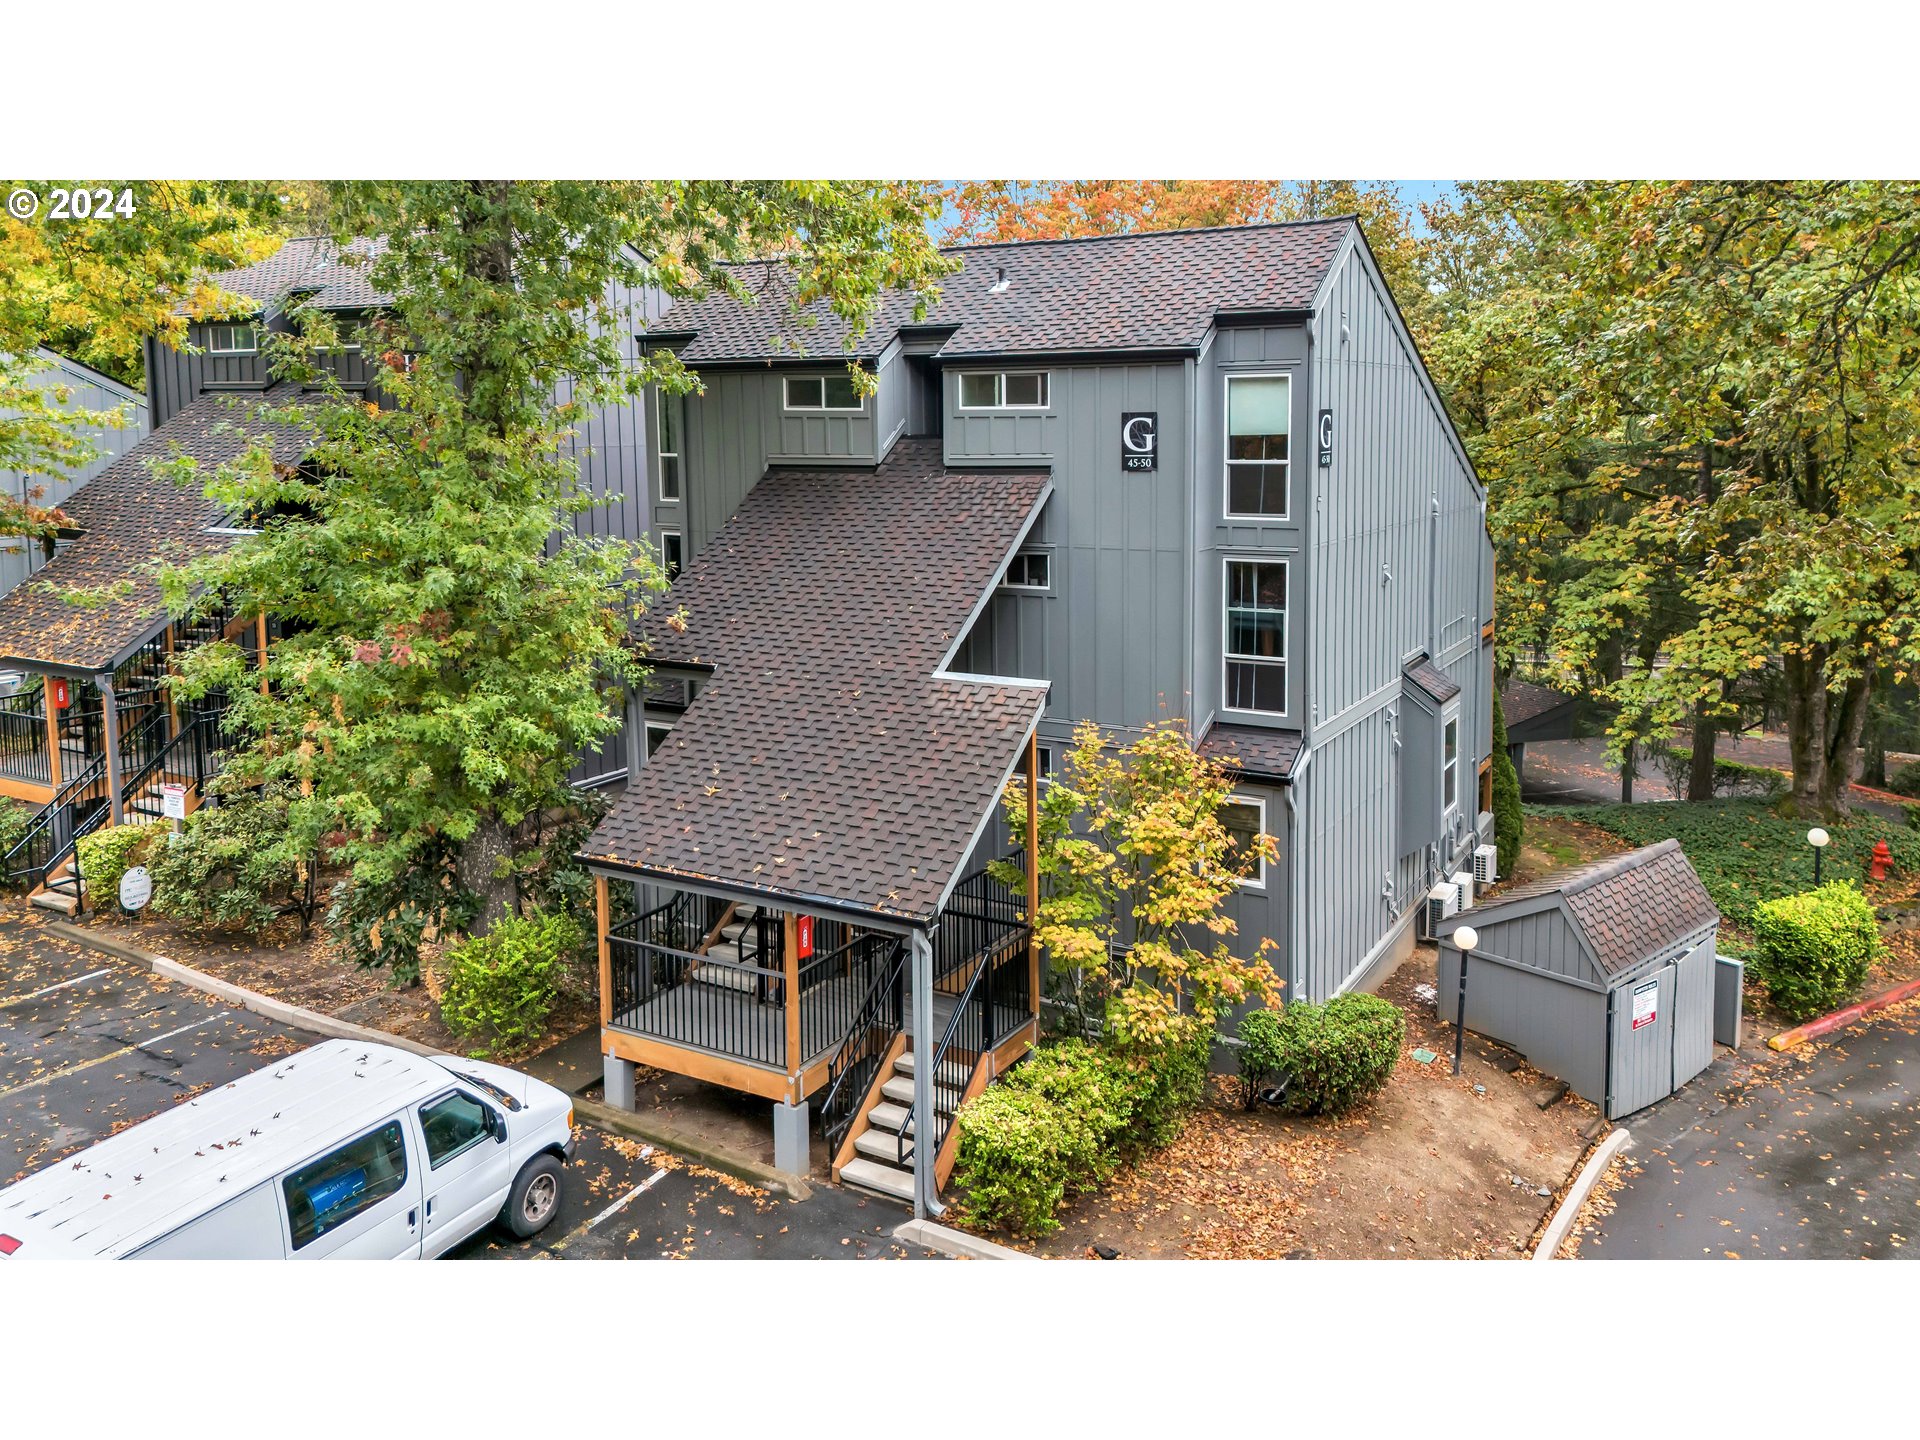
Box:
[1,751,106,890]
[895,918,1031,1171]
[607,926,791,1067]
[816,933,908,1157]
[0,688,50,784]
[935,859,1026,987]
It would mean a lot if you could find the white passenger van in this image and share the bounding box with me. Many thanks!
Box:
[0,1040,576,1260]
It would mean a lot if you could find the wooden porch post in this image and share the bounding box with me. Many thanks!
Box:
[97,673,123,825]
[162,625,179,741]
[595,873,612,1027]
[1026,730,1041,1019]
[783,911,802,1092]
[43,681,62,790]
[255,614,270,697]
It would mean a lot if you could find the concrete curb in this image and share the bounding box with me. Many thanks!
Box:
[894,1217,1038,1261]
[1767,977,1920,1052]
[46,919,816,1203]
[1533,1127,1633,1261]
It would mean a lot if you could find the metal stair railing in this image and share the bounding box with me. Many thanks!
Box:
[816,934,909,1157]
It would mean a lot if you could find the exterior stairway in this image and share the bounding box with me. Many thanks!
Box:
[838,1043,972,1202]
[696,905,772,990]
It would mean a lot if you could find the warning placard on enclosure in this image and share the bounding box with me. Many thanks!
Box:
[1631,979,1659,1031]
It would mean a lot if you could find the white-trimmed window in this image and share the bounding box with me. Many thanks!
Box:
[660,530,683,582]
[1035,744,1055,788]
[1223,559,1288,714]
[1002,549,1051,592]
[645,720,675,757]
[1225,373,1291,517]
[1220,794,1268,889]
[657,394,682,501]
[207,323,258,355]
[784,373,862,411]
[1443,714,1460,816]
[958,371,1049,410]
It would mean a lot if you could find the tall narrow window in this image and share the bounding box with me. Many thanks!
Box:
[1219,795,1269,889]
[661,530,683,582]
[1224,560,1287,714]
[1443,715,1460,813]
[657,394,681,501]
[1225,374,1290,517]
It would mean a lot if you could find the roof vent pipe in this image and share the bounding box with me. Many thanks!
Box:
[989,266,1010,294]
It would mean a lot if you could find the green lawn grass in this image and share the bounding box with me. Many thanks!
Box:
[1525,799,1920,928]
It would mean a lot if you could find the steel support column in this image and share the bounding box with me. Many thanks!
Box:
[910,928,940,1219]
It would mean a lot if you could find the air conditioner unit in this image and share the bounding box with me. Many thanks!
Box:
[1450,869,1475,911]
[1425,882,1459,938]
[1473,844,1499,887]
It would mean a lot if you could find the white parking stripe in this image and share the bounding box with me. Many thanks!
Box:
[135,1013,225,1051]
[0,1010,227,1101]
[584,1165,667,1232]
[0,968,112,1008]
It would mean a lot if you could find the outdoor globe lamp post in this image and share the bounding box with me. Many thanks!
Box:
[1449,924,1479,1077]
[1808,826,1830,886]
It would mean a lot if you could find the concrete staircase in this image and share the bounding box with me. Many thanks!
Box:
[837,1045,971,1202]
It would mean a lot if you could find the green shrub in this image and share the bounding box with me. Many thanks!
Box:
[77,824,161,910]
[439,908,583,1056]
[1649,743,1789,801]
[1889,761,1920,799]
[1749,881,1883,1020]
[1267,993,1405,1116]
[952,1082,1094,1237]
[1116,1020,1212,1148]
[1000,1039,1134,1180]
[0,796,30,860]
[1236,1008,1287,1109]
[149,790,315,934]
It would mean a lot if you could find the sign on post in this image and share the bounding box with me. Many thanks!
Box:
[119,866,153,912]
[796,914,814,960]
[161,784,188,821]
[1631,978,1659,1031]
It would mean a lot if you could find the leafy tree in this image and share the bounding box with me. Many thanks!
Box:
[162,181,953,978]
[1423,181,1920,817]
[993,718,1282,1054]
[0,179,287,536]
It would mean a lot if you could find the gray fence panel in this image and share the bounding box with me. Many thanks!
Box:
[1670,937,1717,1090]
[1608,963,1675,1118]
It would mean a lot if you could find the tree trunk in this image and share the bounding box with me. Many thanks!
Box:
[1687,707,1719,802]
[1620,738,1636,804]
[1784,648,1872,818]
[456,812,517,936]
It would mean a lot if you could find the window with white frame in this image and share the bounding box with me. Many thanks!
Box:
[1035,744,1055,788]
[1220,795,1268,888]
[784,373,862,411]
[657,393,681,501]
[1223,559,1287,714]
[1225,373,1291,517]
[958,371,1048,410]
[1443,714,1460,815]
[1002,549,1051,592]
[659,530,683,581]
[645,721,675,757]
[207,323,258,355]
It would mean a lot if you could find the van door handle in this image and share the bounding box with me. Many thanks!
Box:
[408,1208,418,1229]
[426,1197,435,1220]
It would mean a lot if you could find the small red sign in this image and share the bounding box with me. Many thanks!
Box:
[0,1233,21,1256]
[796,915,814,960]
[49,677,68,709]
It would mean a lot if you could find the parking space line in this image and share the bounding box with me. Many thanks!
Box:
[0,968,112,1008]
[0,1010,226,1101]
[585,1166,667,1233]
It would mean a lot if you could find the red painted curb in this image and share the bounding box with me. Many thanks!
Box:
[1768,977,1920,1051]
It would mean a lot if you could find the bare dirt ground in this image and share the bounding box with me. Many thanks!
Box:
[65,900,598,1062]
[994,950,1599,1260]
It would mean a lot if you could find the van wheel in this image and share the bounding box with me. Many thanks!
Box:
[500,1154,563,1239]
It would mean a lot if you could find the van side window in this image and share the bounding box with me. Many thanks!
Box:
[420,1091,494,1168]
[283,1121,409,1251]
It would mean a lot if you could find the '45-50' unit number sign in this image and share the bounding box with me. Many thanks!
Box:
[1121,412,1157,471]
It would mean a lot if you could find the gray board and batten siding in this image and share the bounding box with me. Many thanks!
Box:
[1,351,150,599]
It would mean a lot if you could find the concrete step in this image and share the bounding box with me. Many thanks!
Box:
[894,1050,972,1089]
[30,889,79,915]
[854,1128,914,1164]
[865,1102,914,1136]
[838,1157,914,1203]
[881,1075,961,1113]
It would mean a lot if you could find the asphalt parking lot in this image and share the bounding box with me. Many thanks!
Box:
[1,909,927,1259]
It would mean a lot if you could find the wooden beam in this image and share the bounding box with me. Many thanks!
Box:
[255,614,270,697]
[42,687,61,790]
[162,625,179,741]
[595,873,612,1027]
[1025,729,1041,1020]
[830,1031,909,1180]
[0,775,56,806]
[600,1026,792,1101]
[783,911,802,1093]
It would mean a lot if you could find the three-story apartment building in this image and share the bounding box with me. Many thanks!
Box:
[580,218,1496,1211]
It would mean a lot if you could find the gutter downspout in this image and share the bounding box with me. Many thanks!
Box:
[910,928,941,1219]
[1427,492,1441,665]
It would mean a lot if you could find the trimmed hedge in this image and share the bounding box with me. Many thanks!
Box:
[439,909,583,1057]
[952,1028,1215,1237]
[76,824,160,910]
[1749,881,1883,1020]
[1251,993,1405,1116]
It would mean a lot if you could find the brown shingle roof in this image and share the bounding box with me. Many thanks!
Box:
[1198,722,1302,784]
[0,390,311,670]
[649,219,1353,365]
[1404,655,1461,704]
[197,236,389,315]
[1458,840,1721,979]
[1501,677,1578,727]
[584,440,1050,923]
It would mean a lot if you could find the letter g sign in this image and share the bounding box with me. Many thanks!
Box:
[1120,412,1158,472]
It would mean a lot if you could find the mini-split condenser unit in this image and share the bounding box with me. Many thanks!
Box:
[1473,844,1499,887]
[1450,869,1475,910]
[1425,881,1459,938]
